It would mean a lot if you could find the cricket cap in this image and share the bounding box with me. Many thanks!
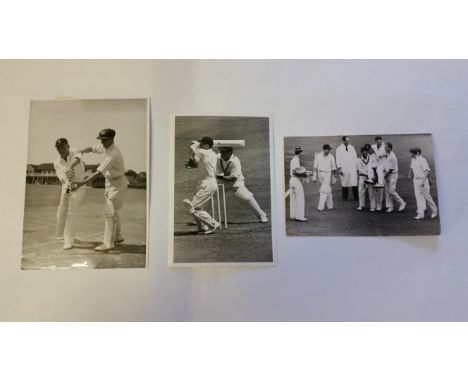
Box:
[219,146,233,153]
[295,146,303,154]
[409,147,421,155]
[55,138,69,147]
[199,136,214,147]
[323,144,331,150]
[97,128,116,140]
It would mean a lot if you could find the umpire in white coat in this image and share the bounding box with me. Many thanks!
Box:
[335,136,358,201]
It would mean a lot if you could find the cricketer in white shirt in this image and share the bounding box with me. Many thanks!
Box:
[91,142,129,248]
[183,140,220,233]
[383,148,406,212]
[216,150,268,223]
[356,153,371,210]
[368,141,386,186]
[409,153,438,219]
[54,146,86,249]
[313,150,337,211]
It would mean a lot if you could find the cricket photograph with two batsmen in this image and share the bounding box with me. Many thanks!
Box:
[22,98,149,270]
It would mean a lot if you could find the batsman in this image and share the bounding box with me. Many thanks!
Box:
[183,136,221,234]
[216,146,268,223]
[72,129,128,251]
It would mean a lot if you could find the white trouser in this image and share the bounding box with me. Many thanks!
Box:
[385,172,405,209]
[103,176,128,248]
[414,178,437,216]
[318,172,333,210]
[187,178,218,229]
[358,175,368,208]
[233,183,267,218]
[289,176,305,219]
[368,165,385,184]
[55,185,86,245]
[368,186,384,210]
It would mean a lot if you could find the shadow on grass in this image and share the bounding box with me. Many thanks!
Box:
[74,240,146,254]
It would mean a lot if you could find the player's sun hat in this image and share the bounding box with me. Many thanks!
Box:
[199,136,214,147]
[55,138,69,147]
[97,128,116,140]
[293,166,308,177]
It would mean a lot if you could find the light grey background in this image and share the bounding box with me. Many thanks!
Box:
[0,60,467,321]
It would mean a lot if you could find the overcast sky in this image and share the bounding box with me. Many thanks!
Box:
[27,99,148,173]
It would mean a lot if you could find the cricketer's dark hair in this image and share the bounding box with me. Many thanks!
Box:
[375,136,383,141]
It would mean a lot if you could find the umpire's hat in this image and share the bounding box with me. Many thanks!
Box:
[97,128,116,140]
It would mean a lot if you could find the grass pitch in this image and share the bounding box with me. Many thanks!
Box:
[22,185,147,270]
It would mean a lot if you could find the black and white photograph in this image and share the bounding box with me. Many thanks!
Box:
[170,116,275,264]
[22,98,149,269]
[285,134,440,236]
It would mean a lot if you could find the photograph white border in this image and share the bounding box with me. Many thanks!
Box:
[20,97,151,270]
[281,132,441,238]
[168,114,278,267]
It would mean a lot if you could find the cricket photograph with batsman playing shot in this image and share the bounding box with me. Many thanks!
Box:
[170,116,275,264]
[21,98,149,270]
[284,133,440,237]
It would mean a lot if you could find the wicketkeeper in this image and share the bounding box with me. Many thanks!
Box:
[216,146,268,223]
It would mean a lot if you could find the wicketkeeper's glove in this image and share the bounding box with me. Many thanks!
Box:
[184,157,198,169]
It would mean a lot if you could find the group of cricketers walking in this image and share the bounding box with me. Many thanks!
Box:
[289,136,438,221]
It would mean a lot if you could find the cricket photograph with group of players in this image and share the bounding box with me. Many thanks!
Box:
[284,134,440,237]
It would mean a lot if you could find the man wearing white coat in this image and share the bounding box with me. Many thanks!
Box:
[408,147,438,220]
[289,147,308,221]
[335,136,358,201]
